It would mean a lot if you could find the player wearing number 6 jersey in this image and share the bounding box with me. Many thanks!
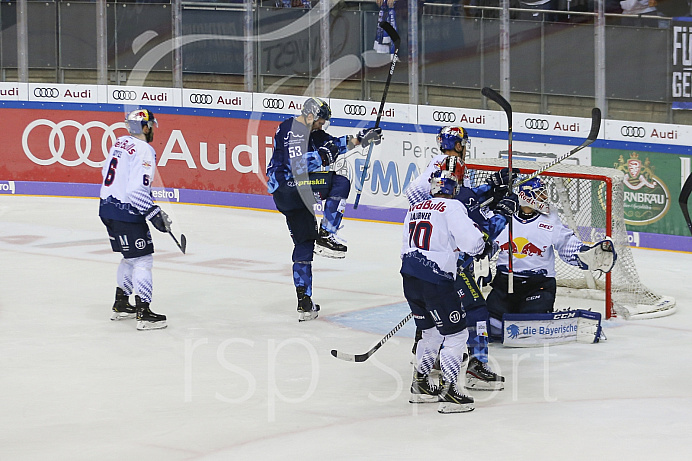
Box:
[401,156,485,414]
[99,108,170,330]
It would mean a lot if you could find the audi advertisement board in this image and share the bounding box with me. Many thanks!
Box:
[182,89,251,111]
[0,82,27,101]
[329,98,416,124]
[417,105,503,131]
[251,93,307,116]
[515,113,598,139]
[27,83,100,104]
[107,85,180,107]
[603,119,692,146]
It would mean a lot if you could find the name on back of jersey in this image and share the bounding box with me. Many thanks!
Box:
[409,199,445,212]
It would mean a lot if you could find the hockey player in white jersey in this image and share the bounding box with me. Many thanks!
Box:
[402,156,485,413]
[486,177,616,339]
[99,108,170,330]
[405,126,517,391]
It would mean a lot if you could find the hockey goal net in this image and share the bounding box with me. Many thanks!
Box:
[465,158,676,320]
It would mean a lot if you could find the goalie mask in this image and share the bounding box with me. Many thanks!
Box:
[517,177,549,214]
[437,126,469,155]
[126,109,157,142]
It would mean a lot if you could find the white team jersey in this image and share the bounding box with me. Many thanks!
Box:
[493,210,584,278]
[401,197,485,283]
[99,135,157,223]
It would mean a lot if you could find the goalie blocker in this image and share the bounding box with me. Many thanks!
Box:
[502,309,604,347]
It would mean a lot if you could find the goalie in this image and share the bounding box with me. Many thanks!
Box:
[486,177,617,340]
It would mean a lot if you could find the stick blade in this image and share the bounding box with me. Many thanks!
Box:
[379,21,400,45]
[330,349,356,362]
[179,234,187,254]
[481,87,512,118]
[587,107,602,141]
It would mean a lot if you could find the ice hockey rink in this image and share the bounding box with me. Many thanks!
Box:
[1,194,691,461]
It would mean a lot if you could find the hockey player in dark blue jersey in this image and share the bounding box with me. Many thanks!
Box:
[405,126,518,390]
[267,97,382,321]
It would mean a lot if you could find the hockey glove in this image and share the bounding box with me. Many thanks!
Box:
[575,238,617,273]
[356,127,383,148]
[486,167,519,190]
[492,194,519,219]
[147,206,172,233]
[318,142,339,166]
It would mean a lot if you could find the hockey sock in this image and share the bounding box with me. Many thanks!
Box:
[466,306,490,362]
[439,329,470,385]
[321,198,346,234]
[292,261,312,297]
[416,327,444,376]
[131,254,154,303]
[117,258,134,296]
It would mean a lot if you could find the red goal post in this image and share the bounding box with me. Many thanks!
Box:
[465,158,676,320]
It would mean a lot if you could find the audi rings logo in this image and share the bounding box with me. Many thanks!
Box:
[22,119,127,168]
[621,126,646,138]
[344,104,367,116]
[432,111,456,123]
[112,90,137,101]
[263,98,285,110]
[525,118,549,130]
[189,93,213,104]
[33,88,59,98]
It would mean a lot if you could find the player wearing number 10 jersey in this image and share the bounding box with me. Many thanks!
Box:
[401,156,486,414]
[98,108,171,330]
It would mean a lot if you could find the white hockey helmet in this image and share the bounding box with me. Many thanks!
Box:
[126,108,157,136]
[430,156,464,197]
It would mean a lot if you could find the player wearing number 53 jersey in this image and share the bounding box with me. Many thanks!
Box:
[401,157,486,414]
[99,108,171,330]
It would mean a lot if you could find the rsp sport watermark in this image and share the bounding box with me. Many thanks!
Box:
[184,337,563,421]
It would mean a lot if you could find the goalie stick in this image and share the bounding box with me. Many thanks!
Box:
[330,312,413,362]
[679,172,692,237]
[169,231,187,254]
[353,21,400,209]
[482,87,515,293]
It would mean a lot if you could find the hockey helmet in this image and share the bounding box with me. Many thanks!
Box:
[517,177,549,214]
[301,97,331,121]
[126,109,157,136]
[430,158,463,197]
[437,126,469,153]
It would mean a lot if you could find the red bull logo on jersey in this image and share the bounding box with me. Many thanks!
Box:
[409,199,446,212]
[500,237,547,258]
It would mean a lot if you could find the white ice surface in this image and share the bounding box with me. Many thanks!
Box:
[1,196,691,460]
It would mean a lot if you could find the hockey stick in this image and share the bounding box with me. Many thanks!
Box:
[482,87,514,293]
[353,21,400,209]
[169,231,187,254]
[680,172,692,236]
[330,312,413,362]
[479,107,602,206]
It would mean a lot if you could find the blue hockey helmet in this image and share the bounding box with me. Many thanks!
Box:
[517,177,549,214]
[126,108,157,135]
[437,126,469,153]
[301,97,331,121]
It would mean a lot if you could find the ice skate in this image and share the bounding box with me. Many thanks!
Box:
[314,227,346,259]
[409,369,440,403]
[110,287,136,320]
[135,296,167,330]
[465,357,505,391]
[438,379,475,414]
[297,288,320,322]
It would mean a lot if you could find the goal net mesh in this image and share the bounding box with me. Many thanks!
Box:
[466,158,675,319]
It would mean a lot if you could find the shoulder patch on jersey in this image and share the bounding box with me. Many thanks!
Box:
[142,160,152,168]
